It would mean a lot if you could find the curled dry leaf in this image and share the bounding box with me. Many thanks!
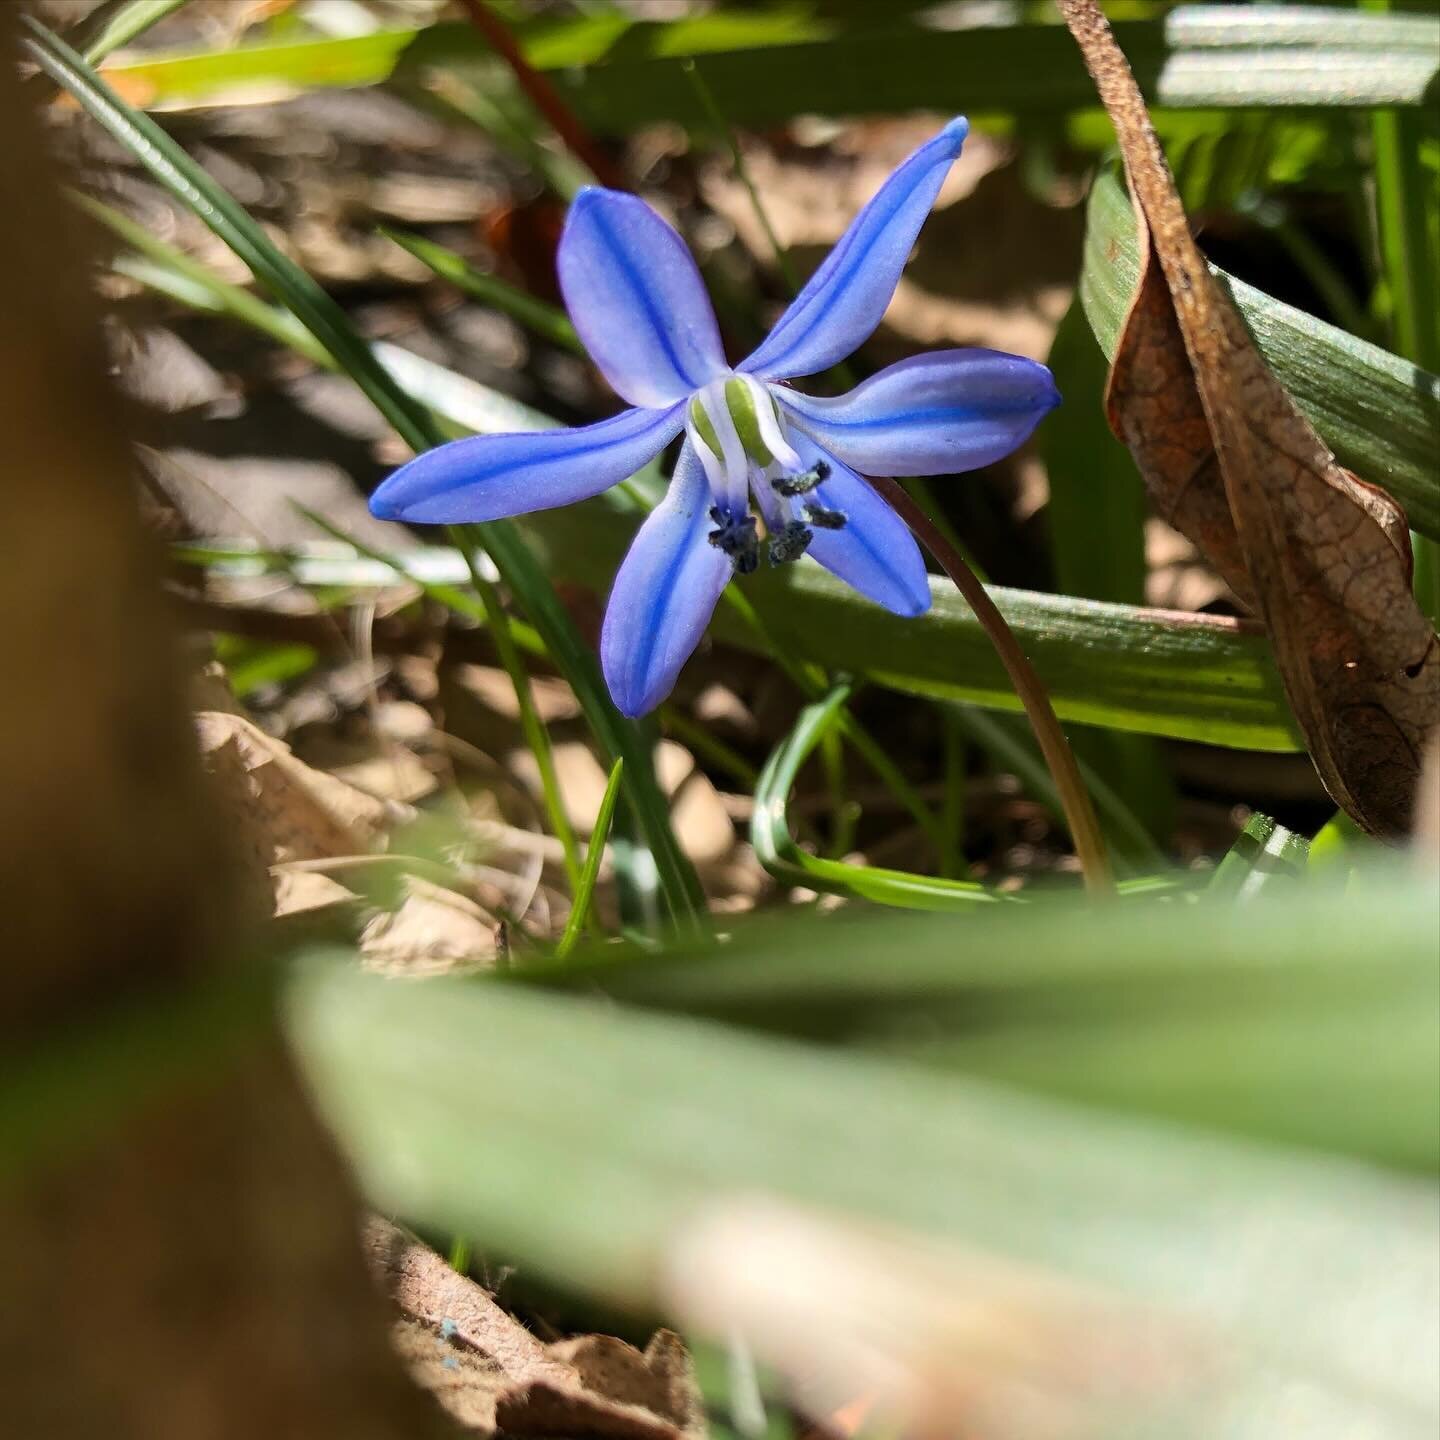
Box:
[1059,0,1439,837]
[367,1220,704,1440]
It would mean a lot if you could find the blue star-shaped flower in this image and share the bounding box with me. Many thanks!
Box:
[371,119,1059,716]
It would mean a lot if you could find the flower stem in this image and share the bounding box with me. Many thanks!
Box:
[866,475,1115,895]
[453,0,623,191]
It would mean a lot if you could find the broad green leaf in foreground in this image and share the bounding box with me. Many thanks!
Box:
[529,870,1438,1171]
[288,875,1439,1436]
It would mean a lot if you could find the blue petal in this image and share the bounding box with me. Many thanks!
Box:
[602,440,732,717]
[776,350,1060,476]
[369,403,683,525]
[739,119,968,382]
[790,432,931,617]
[558,188,728,407]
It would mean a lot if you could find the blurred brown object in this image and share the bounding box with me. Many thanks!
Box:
[0,13,456,1437]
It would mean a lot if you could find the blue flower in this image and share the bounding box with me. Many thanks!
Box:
[371,118,1059,716]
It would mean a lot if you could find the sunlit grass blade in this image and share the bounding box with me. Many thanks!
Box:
[79,0,190,65]
[380,228,581,351]
[1082,168,1440,540]
[555,757,623,961]
[523,500,1302,751]
[750,681,1002,910]
[174,518,1302,752]
[27,17,703,931]
[1207,812,1310,900]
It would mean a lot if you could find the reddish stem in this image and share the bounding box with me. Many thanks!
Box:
[453,0,624,190]
[867,474,1115,895]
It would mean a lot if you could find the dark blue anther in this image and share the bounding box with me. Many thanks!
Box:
[771,460,830,498]
[707,505,760,575]
[803,503,847,530]
[767,520,813,566]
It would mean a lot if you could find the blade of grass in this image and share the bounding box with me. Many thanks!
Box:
[177,521,1304,752]
[79,0,190,64]
[555,757,624,961]
[27,18,703,932]
[381,228,580,351]
[1207,812,1310,901]
[750,681,1002,910]
[1365,0,1440,624]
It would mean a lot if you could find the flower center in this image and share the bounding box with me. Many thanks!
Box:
[685,375,846,574]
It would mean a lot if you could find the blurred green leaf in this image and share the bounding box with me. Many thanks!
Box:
[103,8,1440,119]
[288,875,1439,1432]
[523,872,1439,1171]
[1082,168,1440,539]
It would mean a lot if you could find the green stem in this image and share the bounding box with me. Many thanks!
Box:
[722,589,949,862]
[449,527,584,896]
[683,58,799,295]
[1365,1,1440,625]
[659,705,758,790]
[554,758,624,961]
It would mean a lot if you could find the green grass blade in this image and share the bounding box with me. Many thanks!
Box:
[1082,167,1440,540]
[176,518,1302,752]
[1208,812,1311,900]
[555,757,624,961]
[381,228,581,352]
[750,681,1001,910]
[80,0,190,65]
[521,500,1302,751]
[28,17,703,931]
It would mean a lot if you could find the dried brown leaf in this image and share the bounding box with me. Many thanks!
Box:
[195,708,391,863]
[1062,0,1439,836]
[367,1220,703,1440]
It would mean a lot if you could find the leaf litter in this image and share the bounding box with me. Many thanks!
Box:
[1059,0,1439,837]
